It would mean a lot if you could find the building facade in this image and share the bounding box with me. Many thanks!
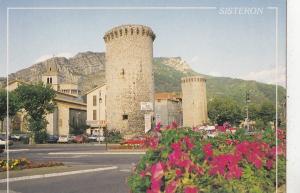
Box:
[103,24,156,137]
[85,84,107,135]
[155,92,182,127]
[181,76,208,127]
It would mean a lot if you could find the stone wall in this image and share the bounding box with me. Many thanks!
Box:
[181,76,208,127]
[104,24,155,137]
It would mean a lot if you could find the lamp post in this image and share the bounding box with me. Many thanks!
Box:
[246,91,251,132]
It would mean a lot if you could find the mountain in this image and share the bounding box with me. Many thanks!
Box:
[1,51,286,107]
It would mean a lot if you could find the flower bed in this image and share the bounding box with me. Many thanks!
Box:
[0,158,64,172]
[128,126,286,193]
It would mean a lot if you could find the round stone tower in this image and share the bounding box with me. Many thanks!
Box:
[103,24,155,137]
[181,76,208,127]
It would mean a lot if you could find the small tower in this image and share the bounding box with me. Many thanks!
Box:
[181,76,208,127]
[42,63,63,91]
[103,24,156,137]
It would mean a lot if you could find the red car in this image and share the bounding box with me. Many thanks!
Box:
[73,135,89,143]
[120,137,146,147]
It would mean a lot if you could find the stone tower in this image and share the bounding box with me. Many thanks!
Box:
[103,24,156,137]
[181,76,208,127]
[42,63,63,91]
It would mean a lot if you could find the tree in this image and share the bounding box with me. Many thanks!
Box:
[208,97,243,126]
[258,101,276,126]
[15,83,56,143]
[0,89,21,132]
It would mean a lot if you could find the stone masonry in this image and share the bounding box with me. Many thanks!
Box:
[104,24,155,137]
[181,76,208,127]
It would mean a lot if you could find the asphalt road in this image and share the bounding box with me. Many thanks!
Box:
[0,144,143,193]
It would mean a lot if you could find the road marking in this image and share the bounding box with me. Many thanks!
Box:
[43,155,88,158]
[48,152,146,155]
[119,169,131,172]
[5,149,29,152]
[0,166,118,183]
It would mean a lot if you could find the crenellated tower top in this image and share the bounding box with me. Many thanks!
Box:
[181,76,206,83]
[103,24,156,43]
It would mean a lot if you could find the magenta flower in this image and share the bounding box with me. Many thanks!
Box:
[148,137,159,149]
[203,144,213,158]
[175,169,182,177]
[150,179,161,193]
[171,121,178,129]
[183,136,194,150]
[155,122,161,132]
[165,180,178,193]
[151,162,164,181]
[184,186,198,193]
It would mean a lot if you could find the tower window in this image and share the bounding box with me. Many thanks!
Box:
[122,114,128,120]
[93,110,97,120]
[93,95,97,106]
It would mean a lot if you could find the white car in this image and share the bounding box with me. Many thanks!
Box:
[96,136,105,142]
[0,138,13,146]
[57,135,69,143]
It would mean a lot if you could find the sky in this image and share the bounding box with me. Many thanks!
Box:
[0,0,286,86]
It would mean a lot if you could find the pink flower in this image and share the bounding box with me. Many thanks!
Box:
[175,169,182,177]
[155,122,161,132]
[151,179,161,192]
[165,180,178,193]
[203,144,213,158]
[140,170,146,177]
[148,137,159,149]
[171,121,178,129]
[183,136,194,150]
[151,162,164,181]
[171,141,182,152]
[184,186,198,193]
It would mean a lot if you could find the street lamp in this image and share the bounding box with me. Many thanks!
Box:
[245,91,251,132]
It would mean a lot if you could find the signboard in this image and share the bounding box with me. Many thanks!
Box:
[86,120,100,127]
[140,102,153,111]
[145,113,152,133]
[155,114,161,125]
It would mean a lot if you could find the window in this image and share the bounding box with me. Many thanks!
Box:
[49,77,52,84]
[93,110,97,120]
[93,95,97,106]
[122,114,128,120]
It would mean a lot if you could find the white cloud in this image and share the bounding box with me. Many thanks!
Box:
[35,52,74,63]
[240,65,286,87]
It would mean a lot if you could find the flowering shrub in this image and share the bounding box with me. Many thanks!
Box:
[0,158,63,172]
[128,126,286,193]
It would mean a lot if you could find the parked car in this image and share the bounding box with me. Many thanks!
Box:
[10,134,21,141]
[120,136,146,147]
[88,135,98,142]
[57,135,69,143]
[0,137,13,146]
[96,136,105,143]
[68,134,76,143]
[73,135,89,143]
[46,135,59,143]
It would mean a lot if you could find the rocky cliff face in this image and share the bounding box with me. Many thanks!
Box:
[155,57,191,73]
[4,51,190,93]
